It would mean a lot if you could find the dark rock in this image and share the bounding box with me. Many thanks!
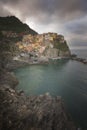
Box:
[71,57,87,65]
[6,60,29,70]
[0,71,19,88]
[0,74,77,130]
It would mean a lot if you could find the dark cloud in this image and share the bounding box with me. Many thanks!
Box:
[0,0,19,4]
[69,39,87,47]
[66,19,87,35]
[67,24,87,35]
[0,2,12,16]
[0,0,87,23]
[0,0,87,47]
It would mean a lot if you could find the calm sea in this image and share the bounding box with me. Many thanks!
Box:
[14,49,87,129]
[71,48,87,59]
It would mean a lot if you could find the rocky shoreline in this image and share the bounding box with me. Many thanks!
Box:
[70,52,87,65]
[6,55,87,71]
[71,57,87,64]
[0,69,77,130]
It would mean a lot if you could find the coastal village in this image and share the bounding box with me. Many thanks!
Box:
[1,30,87,64]
[17,33,65,52]
[13,32,70,63]
[1,31,27,38]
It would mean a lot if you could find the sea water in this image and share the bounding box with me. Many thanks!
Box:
[14,49,87,129]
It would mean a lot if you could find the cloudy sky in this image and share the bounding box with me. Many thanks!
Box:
[0,0,87,49]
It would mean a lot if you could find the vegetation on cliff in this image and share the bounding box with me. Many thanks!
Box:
[0,16,37,34]
[54,40,69,52]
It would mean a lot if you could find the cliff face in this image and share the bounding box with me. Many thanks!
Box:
[43,34,71,58]
[15,33,71,63]
[0,71,76,130]
[43,48,59,58]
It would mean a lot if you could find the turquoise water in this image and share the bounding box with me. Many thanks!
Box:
[14,49,87,129]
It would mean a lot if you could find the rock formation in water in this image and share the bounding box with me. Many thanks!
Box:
[0,71,76,130]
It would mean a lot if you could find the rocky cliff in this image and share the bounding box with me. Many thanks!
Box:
[15,33,71,63]
[0,71,76,130]
[43,34,71,58]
